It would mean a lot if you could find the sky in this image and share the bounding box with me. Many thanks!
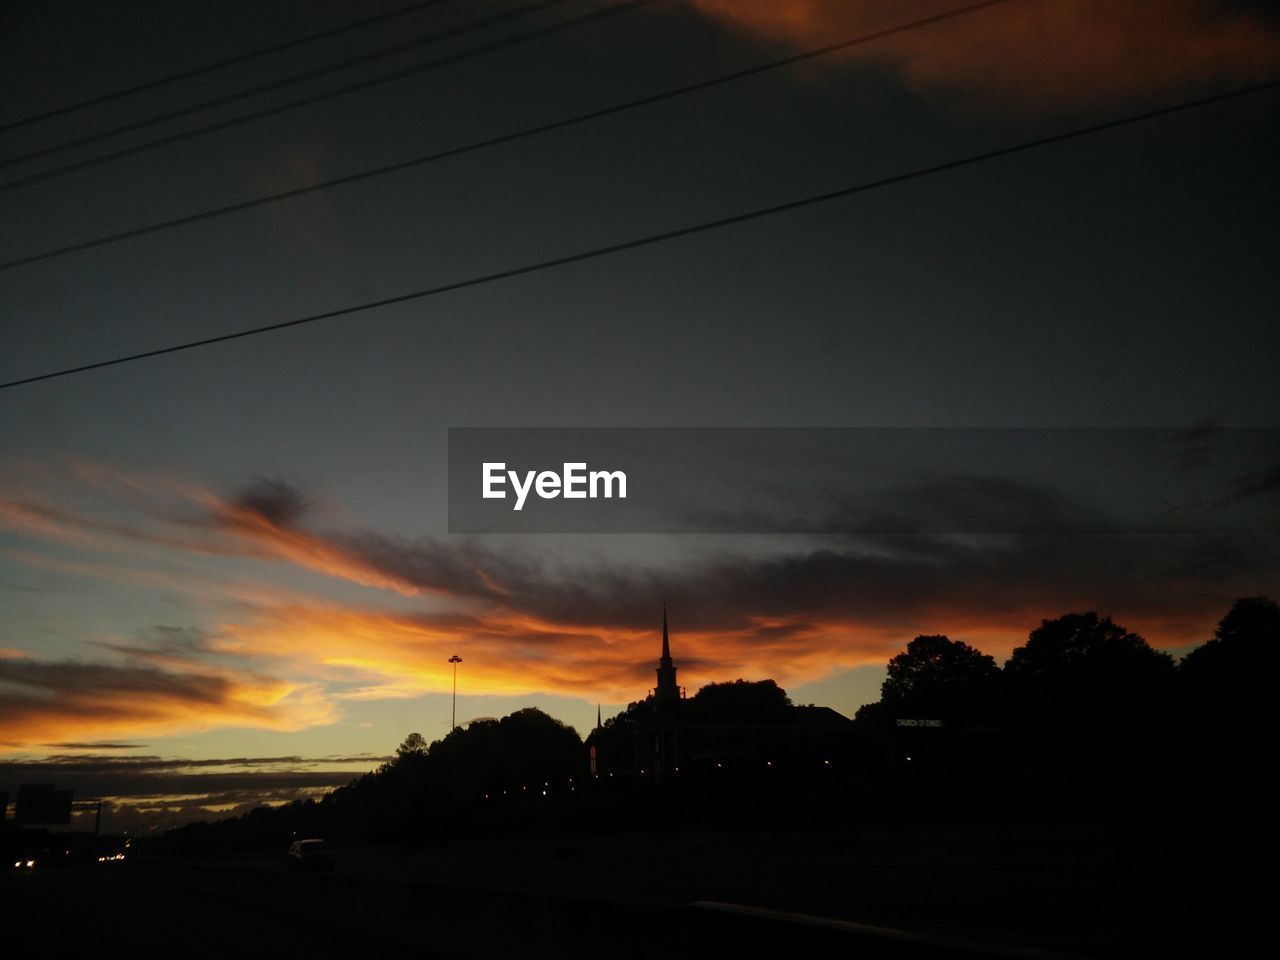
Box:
[0,0,1277,830]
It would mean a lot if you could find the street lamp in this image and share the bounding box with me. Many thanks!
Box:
[448,655,462,730]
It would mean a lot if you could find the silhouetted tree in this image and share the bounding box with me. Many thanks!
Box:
[1179,596,1279,764]
[1005,612,1174,764]
[397,731,428,756]
[853,700,891,727]
[163,706,588,853]
[430,707,585,801]
[688,678,792,721]
[881,634,1000,726]
[1180,595,1280,683]
[1007,613,1173,694]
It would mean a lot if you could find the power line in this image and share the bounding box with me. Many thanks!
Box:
[0,0,1016,273]
[0,1,461,135]
[1,79,1273,392]
[0,0,659,187]
[0,0,577,168]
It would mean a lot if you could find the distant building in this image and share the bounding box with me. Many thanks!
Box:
[591,609,855,782]
[636,606,685,781]
[15,784,73,825]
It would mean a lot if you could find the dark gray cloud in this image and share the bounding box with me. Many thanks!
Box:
[0,657,234,711]
[227,478,311,529]
[220,474,1278,644]
[682,474,1103,536]
[0,652,331,747]
[41,742,147,750]
[337,529,532,601]
[96,625,221,666]
[343,531,1277,647]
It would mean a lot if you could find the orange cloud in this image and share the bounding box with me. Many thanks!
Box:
[213,601,902,704]
[685,0,1279,113]
[0,466,434,596]
[207,491,424,596]
[215,592,1142,708]
[0,499,112,549]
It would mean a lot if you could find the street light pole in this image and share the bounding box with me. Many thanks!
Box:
[449,655,462,730]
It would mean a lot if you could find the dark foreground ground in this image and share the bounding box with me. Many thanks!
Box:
[3,817,1270,959]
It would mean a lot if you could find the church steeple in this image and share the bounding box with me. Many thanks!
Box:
[654,604,680,702]
[661,604,671,664]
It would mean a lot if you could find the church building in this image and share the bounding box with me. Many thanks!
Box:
[589,608,857,783]
[636,605,685,781]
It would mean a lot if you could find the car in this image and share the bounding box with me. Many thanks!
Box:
[286,838,335,871]
[11,857,37,871]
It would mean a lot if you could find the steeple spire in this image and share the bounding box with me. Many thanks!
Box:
[654,604,679,701]
[661,603,671,663]
[596,703,602,731]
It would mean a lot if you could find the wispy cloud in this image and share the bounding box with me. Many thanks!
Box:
[685,0,1279,114]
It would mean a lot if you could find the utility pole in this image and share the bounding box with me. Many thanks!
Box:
[447,654,463,828]
[449,654,462,730]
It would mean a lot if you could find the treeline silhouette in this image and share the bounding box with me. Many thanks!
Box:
[853,596,1278,775]
[163,596,1276,856]
[166,707,586,856]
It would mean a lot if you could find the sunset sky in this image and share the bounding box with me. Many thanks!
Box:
[1,0,1277,828]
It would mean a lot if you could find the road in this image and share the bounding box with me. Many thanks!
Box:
[3,864,416,958]
[3,819,1269,960]
[192,824,1270,960]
